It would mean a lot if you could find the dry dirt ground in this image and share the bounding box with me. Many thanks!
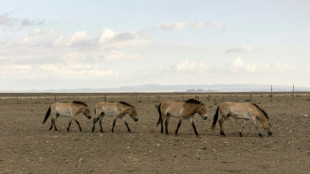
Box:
[0,93,309,174]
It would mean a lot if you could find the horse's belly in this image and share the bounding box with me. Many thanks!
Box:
[231,113,249,119]
[55,107,71,117]
[102,109,118,117]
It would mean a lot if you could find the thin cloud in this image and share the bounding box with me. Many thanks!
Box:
[0,13,44,31]
[225,45,254,53]
[20,19,44,26]
[191,22,205,29]
[229,57,294,73]
[161,22,188,30]
[167,60,209,73]
[104,50,140,61]
[212,22,232,31]
[160,21,231,31]
[38,63,120,78]
[98,28,150,50]
[0,13,17,26]
[52,30,91,47]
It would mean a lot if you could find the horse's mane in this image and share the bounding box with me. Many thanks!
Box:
[72,101,88,107]
[119,101,133,107]
[185,99,202,104]
[252,103,269,119]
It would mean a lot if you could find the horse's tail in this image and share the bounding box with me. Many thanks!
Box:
[42,106,51,124]
[212,106,219,129]
[156,103,162,127]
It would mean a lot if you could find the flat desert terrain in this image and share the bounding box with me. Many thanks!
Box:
[0,93,309,173]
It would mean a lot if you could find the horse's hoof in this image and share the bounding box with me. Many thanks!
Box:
[220,132,226,136]
[100,130,104,133]
[259,133,263,138]
[196,135,201,138]
[239,132,243,137]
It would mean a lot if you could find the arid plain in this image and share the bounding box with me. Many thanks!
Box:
[0,93,309,173]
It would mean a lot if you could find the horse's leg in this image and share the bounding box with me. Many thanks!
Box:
[92,111,102,132]
[112,117,118,132]
[160,114,166,134]
[121,117,131,133]
[99,116,103,133]
[52,118,58,132]
[92,117,96,132]
[218,115,227,136]
[92,117,99,132]
[190,118,200,137]
[239,120,248,137]
[165,115,171,135]
[49,118,54,131]
[251,118,262,137]
[67,119,72,132]
[175,118,183,135]
[72,116,82,132]
[53,113,60,132]
[49,112,59,131]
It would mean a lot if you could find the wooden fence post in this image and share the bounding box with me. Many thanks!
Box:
[271,85,273,102]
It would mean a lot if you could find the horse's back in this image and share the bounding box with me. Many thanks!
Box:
[52,102,72,116]
[96,102,122,115]
[220,102,253,108]
[160,100,185,116]
[161,100,184,108]
[219,102,256,118]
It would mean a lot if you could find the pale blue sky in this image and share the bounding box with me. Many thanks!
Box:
[0,0,309,90]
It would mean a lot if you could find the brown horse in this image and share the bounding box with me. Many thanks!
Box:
[92,101,138,133]
[212,102,272,137]
[42,101,92,132]
[157,99,208,137]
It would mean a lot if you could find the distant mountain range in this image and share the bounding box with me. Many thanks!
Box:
[3,84,309,92]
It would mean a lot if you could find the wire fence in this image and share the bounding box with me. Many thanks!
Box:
[0,92,309,104]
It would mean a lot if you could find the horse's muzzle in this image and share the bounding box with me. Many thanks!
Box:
[202,115,208,120]
[268,130,273,136]
[133,117,138,122]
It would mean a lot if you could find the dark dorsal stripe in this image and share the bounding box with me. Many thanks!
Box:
[119,101,133,107]
[185,99,202,104]
[72,101,88,107]
[252,103,269,119]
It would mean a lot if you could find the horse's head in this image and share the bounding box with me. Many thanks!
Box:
[82,106,92,119]
[197,103,208,120]
[128,106,138,122]
[263,121,272,136]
